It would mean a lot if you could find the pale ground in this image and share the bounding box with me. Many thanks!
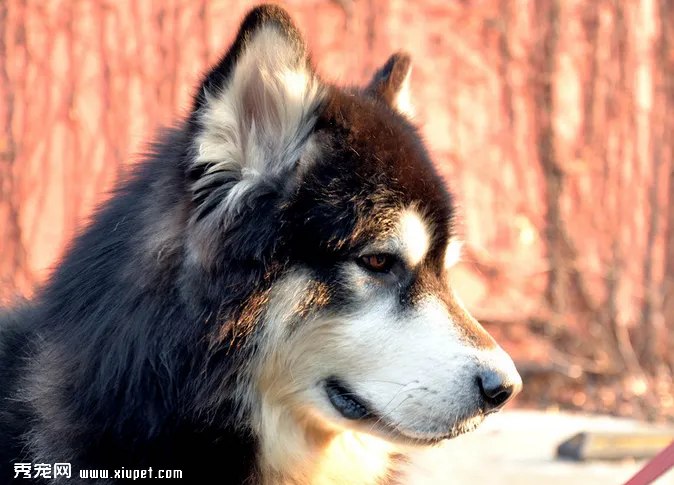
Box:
[402,410,674,485]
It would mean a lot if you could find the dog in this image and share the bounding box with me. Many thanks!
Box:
[0,5,522,484]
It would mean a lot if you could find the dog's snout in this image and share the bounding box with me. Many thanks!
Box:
[477,368,522,413]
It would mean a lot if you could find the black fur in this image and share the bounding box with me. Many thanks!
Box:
[0,5,455,484]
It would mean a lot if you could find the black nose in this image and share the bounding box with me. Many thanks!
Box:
[477,369,520,413]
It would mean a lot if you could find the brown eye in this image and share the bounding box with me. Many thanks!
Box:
[358,253,395,273]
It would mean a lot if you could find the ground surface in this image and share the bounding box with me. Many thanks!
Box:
[403,410,674,485]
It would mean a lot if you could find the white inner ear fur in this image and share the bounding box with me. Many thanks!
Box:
[393,68,415,118]
[193,25,324,210]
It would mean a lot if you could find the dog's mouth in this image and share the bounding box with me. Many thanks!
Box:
[325,377,372,420]
[324,377,484,445]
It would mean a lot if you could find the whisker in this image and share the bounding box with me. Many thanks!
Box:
[352,379,411,387]
[366,384,428,434]
[368,396,414,434]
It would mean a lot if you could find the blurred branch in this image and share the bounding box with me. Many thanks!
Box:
[498,0,514,129]
[638,0,670,371]
[533,0,567,317]
[660,0,674,372]
[0,0,33,299]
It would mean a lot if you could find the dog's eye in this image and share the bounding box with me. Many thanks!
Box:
[358,253,396,273]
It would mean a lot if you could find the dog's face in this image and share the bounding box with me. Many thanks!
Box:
[186,6,521,448]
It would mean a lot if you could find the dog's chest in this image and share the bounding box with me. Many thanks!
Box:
[260,431,401,485]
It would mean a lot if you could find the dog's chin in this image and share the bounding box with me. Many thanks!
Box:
[322,378,485,447]
[366,413,485,448]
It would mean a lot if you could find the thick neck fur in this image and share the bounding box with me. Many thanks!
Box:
[255,407,399,485]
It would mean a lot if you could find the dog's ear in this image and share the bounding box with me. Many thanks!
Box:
[365,52,414,118]
[189,4,323,220]
[185,5,324,266]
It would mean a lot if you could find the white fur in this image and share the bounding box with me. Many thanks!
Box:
[393,68,415,118]
[293,296,489,440]
[395,209,430,266]
[444,238,463,269]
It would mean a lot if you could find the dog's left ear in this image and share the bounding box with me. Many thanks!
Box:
[365,52,414,117]
[185,5,325,266]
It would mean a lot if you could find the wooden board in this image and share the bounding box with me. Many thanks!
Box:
[557,431,674,461]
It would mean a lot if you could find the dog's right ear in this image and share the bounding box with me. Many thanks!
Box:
[185,5,325,266]
[365,52,414,118]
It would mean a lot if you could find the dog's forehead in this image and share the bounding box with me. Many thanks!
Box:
[315,88,455,242]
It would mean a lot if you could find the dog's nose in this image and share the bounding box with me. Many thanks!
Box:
[477,368,521,413]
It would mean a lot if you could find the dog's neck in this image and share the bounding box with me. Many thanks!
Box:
[256,408,401,485]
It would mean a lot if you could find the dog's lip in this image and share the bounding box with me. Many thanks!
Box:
[323,377,485,444]
[325,377,373,421]
[397,415,486,445]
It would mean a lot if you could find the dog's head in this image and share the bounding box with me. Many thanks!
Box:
[186,5,521,449]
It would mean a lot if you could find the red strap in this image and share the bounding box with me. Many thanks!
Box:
[622,440,674,485]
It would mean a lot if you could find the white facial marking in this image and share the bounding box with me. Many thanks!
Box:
[444,238,463,269]
[396,209,430,266]
[298,296,484,440]
[255,267,519,444]
[245,226,519,482]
